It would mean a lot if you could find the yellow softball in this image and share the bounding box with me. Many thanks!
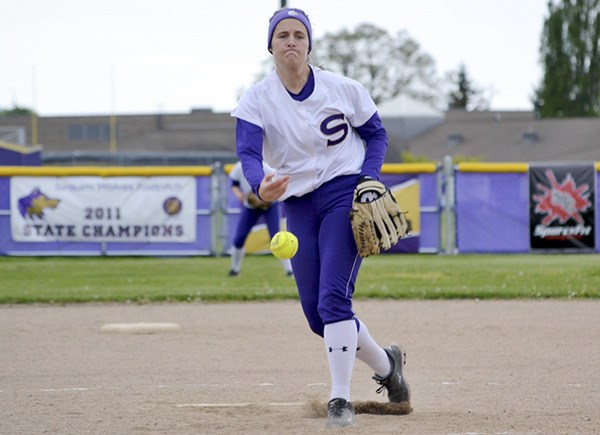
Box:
[270,231,298,259]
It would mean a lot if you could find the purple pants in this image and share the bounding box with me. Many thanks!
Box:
[233,203,282,248]
[283,174,362,337]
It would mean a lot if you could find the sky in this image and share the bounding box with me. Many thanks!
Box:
[1,0,549,116]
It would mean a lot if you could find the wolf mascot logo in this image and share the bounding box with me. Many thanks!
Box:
[18,188,61,219]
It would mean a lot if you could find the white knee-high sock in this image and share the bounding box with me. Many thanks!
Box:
[280,258,292,274]
[230,247,245,273]
[324,319,357,401]
[355,319,391,378]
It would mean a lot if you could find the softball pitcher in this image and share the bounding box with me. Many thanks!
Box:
[231,8,410,428]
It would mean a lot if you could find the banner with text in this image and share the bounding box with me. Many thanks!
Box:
[11,176,197,242]
[529,163,596,251]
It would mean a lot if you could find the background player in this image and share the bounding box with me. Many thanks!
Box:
[231,7,410,428]
[228,160,293,277]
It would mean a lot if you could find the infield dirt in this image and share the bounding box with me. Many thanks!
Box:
[1,300,599,434]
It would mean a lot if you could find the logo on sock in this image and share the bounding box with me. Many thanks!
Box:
[328,346,349,353]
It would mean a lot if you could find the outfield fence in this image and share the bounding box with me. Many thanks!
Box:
[0,160,598,256]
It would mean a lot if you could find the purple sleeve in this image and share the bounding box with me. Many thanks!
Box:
[354,112,387,180]
[235,119,266,196]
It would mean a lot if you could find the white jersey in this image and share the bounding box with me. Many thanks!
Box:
[229,161,275,208]
[231,66,377,200]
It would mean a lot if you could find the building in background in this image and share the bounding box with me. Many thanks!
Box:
[1,103,599,165]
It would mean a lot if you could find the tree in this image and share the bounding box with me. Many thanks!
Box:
[535,0,600,117]
[446,63,488,110]
[311,23,441,106]
[0,106,34,116]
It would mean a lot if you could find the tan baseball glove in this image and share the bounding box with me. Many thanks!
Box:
[247,192,271,210]
[350,179,408,257]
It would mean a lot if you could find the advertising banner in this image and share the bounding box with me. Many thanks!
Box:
[11,176,197,242]
[529,163,595,251]
[380,173,426,253]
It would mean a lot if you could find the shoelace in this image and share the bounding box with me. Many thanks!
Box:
[328,400,347,417]
[374,376,391,395]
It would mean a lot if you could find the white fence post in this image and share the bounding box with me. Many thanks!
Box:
[210,162,223,256]
[442,155,456,255]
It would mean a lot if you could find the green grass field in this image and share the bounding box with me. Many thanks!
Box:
[1,254,598,304]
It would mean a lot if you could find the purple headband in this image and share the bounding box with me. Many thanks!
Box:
[267,8,312,54]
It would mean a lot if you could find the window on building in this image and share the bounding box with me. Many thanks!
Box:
[68,124,114,141]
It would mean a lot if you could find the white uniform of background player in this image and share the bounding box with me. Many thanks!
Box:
[228,161,292,276]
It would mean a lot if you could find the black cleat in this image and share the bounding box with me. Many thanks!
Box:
[228,269,239,277]
[325,397,355,428]
[372,344,411,403]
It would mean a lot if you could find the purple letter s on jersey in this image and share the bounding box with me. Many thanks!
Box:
[320,114,348,146]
